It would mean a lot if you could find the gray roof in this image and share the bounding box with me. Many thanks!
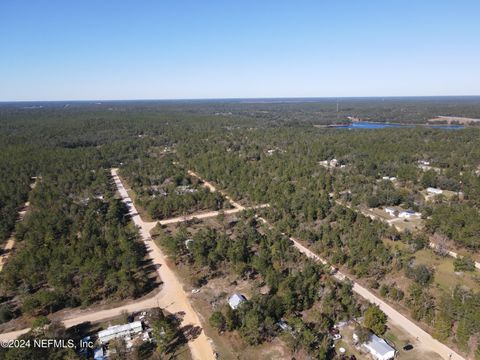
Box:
[98,321,143,344]
[228,293,246,309]
[364,334,395,357]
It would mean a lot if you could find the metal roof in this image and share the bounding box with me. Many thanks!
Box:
[98,321,143,343]
[228,293,246,309]
[364,334,395,358]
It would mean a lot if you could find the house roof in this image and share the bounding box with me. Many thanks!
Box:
[228,293,246,309]
[364,334,395,357]
[98,321,143,343]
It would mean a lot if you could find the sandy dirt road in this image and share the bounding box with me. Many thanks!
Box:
[0,178,39,272]
[187,170,245,210]
[188,171,464,360]
[110,168,216,360]
[260,221,464,360]
[159,204,268,226]
[0,171,216,360]
[429,242,480,270]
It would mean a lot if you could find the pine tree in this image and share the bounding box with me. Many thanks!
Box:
[433,314,451,341]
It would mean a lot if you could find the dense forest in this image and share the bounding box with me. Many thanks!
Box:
[0,148,150,320]
[0,98,480,358]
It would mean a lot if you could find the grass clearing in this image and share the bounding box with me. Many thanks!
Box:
[413,249,480,294]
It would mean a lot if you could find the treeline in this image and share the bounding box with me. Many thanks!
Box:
[434,287,480,354]
[427,204,480,249]
[296,206,393,279]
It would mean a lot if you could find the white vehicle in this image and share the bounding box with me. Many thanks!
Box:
[191,288,200,294]
[332,334,342,341]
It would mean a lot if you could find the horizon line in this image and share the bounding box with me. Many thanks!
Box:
[1,94,480,103]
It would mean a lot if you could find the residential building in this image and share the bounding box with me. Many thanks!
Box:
[363,334,396,360]
[228,293,246,310]
[98,321,143,344]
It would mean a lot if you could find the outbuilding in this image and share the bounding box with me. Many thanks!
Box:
[427,187,443,195]
[398,210,420,218]
[228,293,246,310]
[385,207,396,217]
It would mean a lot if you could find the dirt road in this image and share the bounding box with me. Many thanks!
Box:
[0,178,39,272]
[189,171,464,360]
[0,171,216,360]
[188,170,245,210]
[159,204,269,226]
[264,223,464,360]
[111,168,216,360]
[429,242,480,270]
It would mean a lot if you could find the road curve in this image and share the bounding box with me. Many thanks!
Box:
[0,170,216,360]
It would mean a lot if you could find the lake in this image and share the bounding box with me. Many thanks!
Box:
[334,122,464,130]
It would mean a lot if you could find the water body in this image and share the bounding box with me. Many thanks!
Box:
[334,122,464,130]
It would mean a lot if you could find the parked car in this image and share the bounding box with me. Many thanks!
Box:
[332,334,342,341]
[403,344,414,351]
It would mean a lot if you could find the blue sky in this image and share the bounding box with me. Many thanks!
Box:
[1,0,479,101]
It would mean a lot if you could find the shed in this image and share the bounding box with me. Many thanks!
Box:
[228,293,246,310]
[427,187,443,195]
[385,207,396,216]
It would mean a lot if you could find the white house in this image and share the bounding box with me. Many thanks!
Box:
[363,334,396,360]
[98,321,143,344]
[427,187,443,195]
[398,210,421,218]
[228,293,246,310]
[385,207,396,217]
